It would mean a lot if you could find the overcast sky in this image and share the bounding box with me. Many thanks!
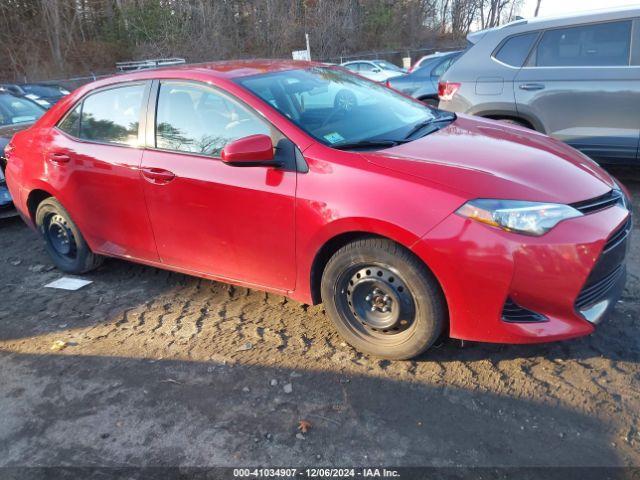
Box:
[521,0,640,18]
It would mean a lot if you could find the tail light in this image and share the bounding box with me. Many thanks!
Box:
[3,141,15,160]
[438,81,461,101]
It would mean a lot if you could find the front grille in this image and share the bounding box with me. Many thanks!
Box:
[502,298,547,323]
[603,217,632,253]
[571,189,624,215]
[575,264,624,310]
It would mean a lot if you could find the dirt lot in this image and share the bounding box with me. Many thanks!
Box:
[0,168,639,471]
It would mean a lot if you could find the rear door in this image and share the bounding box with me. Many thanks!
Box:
[51,82,158,261]
[514,19,639,163]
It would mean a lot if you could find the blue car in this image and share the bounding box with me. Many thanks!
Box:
[387,51,462,106]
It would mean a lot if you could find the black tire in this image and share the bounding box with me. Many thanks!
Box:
[421,97,439,108]
[495,118,530,129]
[321,237,445,360]
[35,197,103,274]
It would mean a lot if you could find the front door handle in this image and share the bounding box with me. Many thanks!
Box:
[519,83,545,91]
[48,152,71,164]
[141,167,175,185]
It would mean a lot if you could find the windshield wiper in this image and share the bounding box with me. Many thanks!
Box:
[404,113,456,140]
[404,119,435,140]
[332,139,407,150]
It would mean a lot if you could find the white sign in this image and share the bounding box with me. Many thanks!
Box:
[292,50,311,61]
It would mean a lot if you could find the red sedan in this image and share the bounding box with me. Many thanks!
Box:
[5,60,631,359]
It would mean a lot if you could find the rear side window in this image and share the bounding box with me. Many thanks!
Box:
[79,84,145,145]
[494,33,538,67]
[535,21,631,67]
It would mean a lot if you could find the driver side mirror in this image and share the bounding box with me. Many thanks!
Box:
[221,134,281,168]
[371,67,381,73]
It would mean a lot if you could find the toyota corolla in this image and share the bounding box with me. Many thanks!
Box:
[5,60,631,359]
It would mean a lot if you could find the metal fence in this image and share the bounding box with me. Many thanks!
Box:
[14,43,465,90]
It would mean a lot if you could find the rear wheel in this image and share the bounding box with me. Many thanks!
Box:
[420,97,439,108]
[35,197,103,274]
[321,238,445,360]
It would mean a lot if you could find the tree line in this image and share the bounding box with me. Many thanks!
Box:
[0,0,523,82]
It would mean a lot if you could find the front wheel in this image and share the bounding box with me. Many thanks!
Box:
[35,197,103,274]
[321,238,445,360]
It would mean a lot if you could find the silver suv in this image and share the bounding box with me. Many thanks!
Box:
[438,7,640,164]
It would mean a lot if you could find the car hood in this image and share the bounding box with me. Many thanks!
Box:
[362,115,615,204]
[0,122,33,155]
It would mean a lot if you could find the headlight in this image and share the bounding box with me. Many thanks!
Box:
[456,199,583,236]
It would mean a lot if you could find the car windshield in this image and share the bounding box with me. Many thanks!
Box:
[22,85,59,96]
[0,94,45,126]
[236,67,439,148]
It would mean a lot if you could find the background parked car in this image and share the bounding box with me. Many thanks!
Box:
[409,51,457,72]
[341,59,406,82]
[0,92,45,217]
[438,6,640,165]
[20,83,70,106]
[387,50,462,106]
[0,84,51,109]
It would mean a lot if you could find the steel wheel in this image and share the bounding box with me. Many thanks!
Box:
[336,263,418,345]
[35,197,103,274]
[321,237,445,359]
[44,213,78,260]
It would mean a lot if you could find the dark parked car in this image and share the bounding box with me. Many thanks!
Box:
[0,84,51,109]
[20,83,70,106]
[387,51,461,106]
[0,92,45,217]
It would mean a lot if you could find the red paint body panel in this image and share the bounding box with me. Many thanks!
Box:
[139,149,296,290]
[221,134,274,163]
[4,60,630,346]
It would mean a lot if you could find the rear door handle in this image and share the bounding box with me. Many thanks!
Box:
[519,83,545,91]
[48,152,70,164]
[141,167,175,185]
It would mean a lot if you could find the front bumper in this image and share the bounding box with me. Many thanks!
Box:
[412,204,630,344]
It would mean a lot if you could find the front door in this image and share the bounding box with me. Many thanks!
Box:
[514,19,639,163]
[140,80,297,290]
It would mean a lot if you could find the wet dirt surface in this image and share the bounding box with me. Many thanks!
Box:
[0,169,639,469]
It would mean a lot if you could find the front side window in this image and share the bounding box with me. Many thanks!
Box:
[80,84,145,145]
[0,94,44,126]
[236,67,437,147]
[535,21,631,67]
[494,33,538,67]
[155,82,271,156]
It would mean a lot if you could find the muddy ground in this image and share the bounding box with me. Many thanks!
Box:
[0,168,639,472]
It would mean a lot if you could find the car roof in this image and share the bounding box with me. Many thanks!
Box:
[468,5,640,43]
[341,60,375,65]
[104,59,325,83]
